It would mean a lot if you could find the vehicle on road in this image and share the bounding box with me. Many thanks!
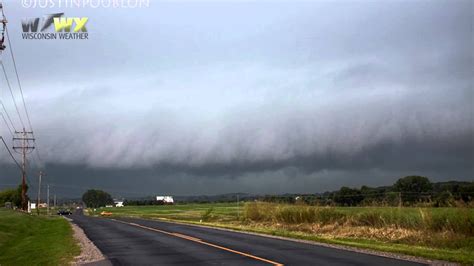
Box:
[57,209,72,215]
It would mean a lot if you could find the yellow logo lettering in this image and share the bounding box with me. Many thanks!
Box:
[73,17,88,32]
[53,17,74,32]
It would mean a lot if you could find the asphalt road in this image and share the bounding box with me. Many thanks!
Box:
[71,212,425,266]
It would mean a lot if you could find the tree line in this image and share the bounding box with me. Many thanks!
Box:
[262,176,474,207]
[79,176,473,208]
[7,175,467,209]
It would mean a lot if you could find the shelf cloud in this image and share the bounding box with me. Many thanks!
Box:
[0,0,472,196]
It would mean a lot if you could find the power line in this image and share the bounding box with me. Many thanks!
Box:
[4,19,43,168]
[1,112,13,137]
[0,4,37,210]
[5,26,33,132]
[32,142,43,168]
[0,99,16,132]
[2,8,44,169]
[0,135,20,169]
[0,61,25,129]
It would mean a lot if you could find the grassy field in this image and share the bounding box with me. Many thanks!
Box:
[0,209,80,266]
[94,202,474,264]
[92,202,240,222]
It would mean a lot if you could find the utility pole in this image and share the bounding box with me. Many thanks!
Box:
[237,194,240,220]
[54,194,56,209]
[398,192,402,208]
[47,184,50,216]
[36,171,43,215]
[13,128,35,211]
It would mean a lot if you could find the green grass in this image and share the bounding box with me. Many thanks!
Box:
[92,203,474,264]
[0,209,80,266]
[244,203,474,235]
[94,202,241,222]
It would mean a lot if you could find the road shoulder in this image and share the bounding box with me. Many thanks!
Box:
[66,217,109,265]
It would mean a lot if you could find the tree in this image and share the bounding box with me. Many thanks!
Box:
[0,188,16,206]
[393,176,432,204]
[0,185,28,207]
[82,189,114,208]
[334,187,363,206]
[459,183,474,203]
[434,191,455,207]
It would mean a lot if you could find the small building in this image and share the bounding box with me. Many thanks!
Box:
[156,196,174,204]
[114,200,124,207]
[30,203,36,209]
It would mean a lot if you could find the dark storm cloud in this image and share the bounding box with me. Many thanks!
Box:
[0,0,473,196]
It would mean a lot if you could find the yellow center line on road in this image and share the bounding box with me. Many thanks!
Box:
[110,219,284,266]
[171,232,202,242]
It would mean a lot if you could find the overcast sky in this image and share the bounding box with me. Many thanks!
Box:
[0,0,472,197]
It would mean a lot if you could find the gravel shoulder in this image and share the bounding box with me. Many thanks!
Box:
[69,221,107,265]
